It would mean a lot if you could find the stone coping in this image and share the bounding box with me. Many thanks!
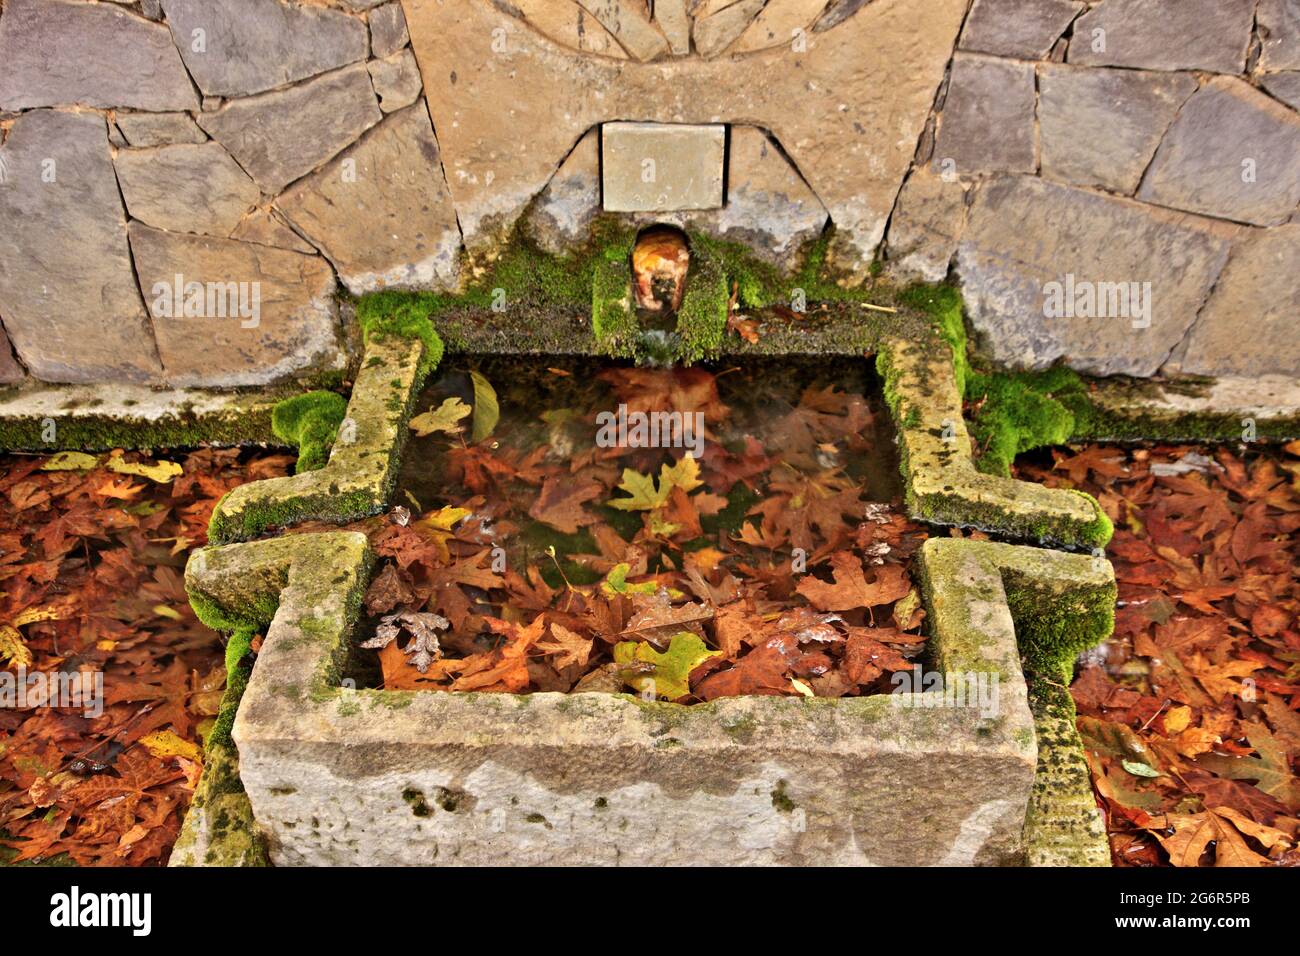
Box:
[207,335,425,544]
[178,529,1117,866]
[0,380,285,451]
[880,336,1113,550]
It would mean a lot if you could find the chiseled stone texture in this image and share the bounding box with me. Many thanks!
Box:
[230,208,317,254]
[277,104,461,295]
[160,0,369,98]
[1258,0,1300,72]
[129,223,345,387]
[368,1,410,58]
[1173,225,1300,377]
[576,0,669,61]
[956,175,1234,377]
[693,0,767,57]
[508,0,628,59]
[198,63,382,195]
[367,48,423,113]
[885,166,968,284]
[959,0,1084,60]
[405,0,969,278]
[1038,65,1197,195]
[732,0,830,53]
[1067,0,1255,74]
[1138,77,1300,227]
[0,0,197,112]
[115,143,260,237]
[0,111,162,384]
[934,55,1037,177]
[115,112,208,148]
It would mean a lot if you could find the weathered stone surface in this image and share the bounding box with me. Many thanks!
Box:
[655,0,691,55]
[575,0,669,61]
[885,166,968,283]
[1261,71,1300,112]
[204,530,1037,866]
[1258,0,1300,72]
[696,125,827,269]
[207,336,425,542]
[1138,77,1300,227]
[115,143,260,237]
[1038,65,1196,194]
[368,1,410,58]
[956,175,1234,377]
[733,0,829,53]
[230,208,317,254]
[0,111,161,384]
[693,0,766,57]
[523,129,603,255]
[198,64,382,194]
[0,0,197,111]
[602,122,726,212]
[814,0,872,31]
[367,49,423,113]
[277,104,461,295]
[115,111,208,148]
[0,327,26,385]
[959,0,1083,59]
[1067,0,1255,74]
[882,335,1112,547]
[1173,225,1300,377]
[129,223,345,387]
[508,0,628,58]
[406,0,969,278]
[160,0,369,98]
[935,55,1036,177]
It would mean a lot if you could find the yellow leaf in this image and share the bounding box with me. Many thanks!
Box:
[152,604,183,620]
[409,396,472,437]
[608,454,702,511]
[138,729,200,762]
[1163,705,1192,734]
[416,506,471,532]
[106,453,183,484]
[13,605,64,626]
[40,451,100,471]
[790,678,815,698]
[613,632,720,700]
[0,624,32,667]
[470,370,499,443]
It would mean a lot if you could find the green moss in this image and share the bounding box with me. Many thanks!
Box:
[207,628,255,750]
[1002,567,1117,686]
[272,391,348,473]
[0,403,279,453]
[591,257,637,356]
[675,245,730,364]
[965,367,1086,477]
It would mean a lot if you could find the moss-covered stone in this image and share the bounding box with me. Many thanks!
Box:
[271,391,348,473]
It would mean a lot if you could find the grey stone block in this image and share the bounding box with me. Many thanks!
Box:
[959,0,1084,60]
[1067,0,1255,74]
[934,55,1037,177]
[115,143,260,237]
[602,122,725,212]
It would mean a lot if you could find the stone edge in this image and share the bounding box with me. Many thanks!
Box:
[880,335,1113,550]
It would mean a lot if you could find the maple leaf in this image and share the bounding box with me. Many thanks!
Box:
[362,611,450,672]
[600,562,659,597]
[607,454,702,512]
[695,636,798,700]
[537,621,593,670]
[796,552,911,612]
[451,615,545,693]
[528,475,603,534]
[1147,810,1279,867]
[620,589,713,647]
[614,632,721,700]
[1194,729,1300,807]
[409,396,472,436]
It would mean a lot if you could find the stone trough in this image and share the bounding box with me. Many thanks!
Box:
[170,318,1118,867]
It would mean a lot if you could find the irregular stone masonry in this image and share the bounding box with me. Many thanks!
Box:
[0,0,1297,387]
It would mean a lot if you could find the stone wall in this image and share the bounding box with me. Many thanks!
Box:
[0,0,1296,387]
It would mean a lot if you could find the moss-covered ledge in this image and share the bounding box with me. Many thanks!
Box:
[175,532,373,867]
[208,335,427,544]
[879,337,1113,550]
[917,538,1116,867]
[0,381,286,452]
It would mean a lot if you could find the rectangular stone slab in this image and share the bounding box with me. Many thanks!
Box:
[602,122,726,212]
